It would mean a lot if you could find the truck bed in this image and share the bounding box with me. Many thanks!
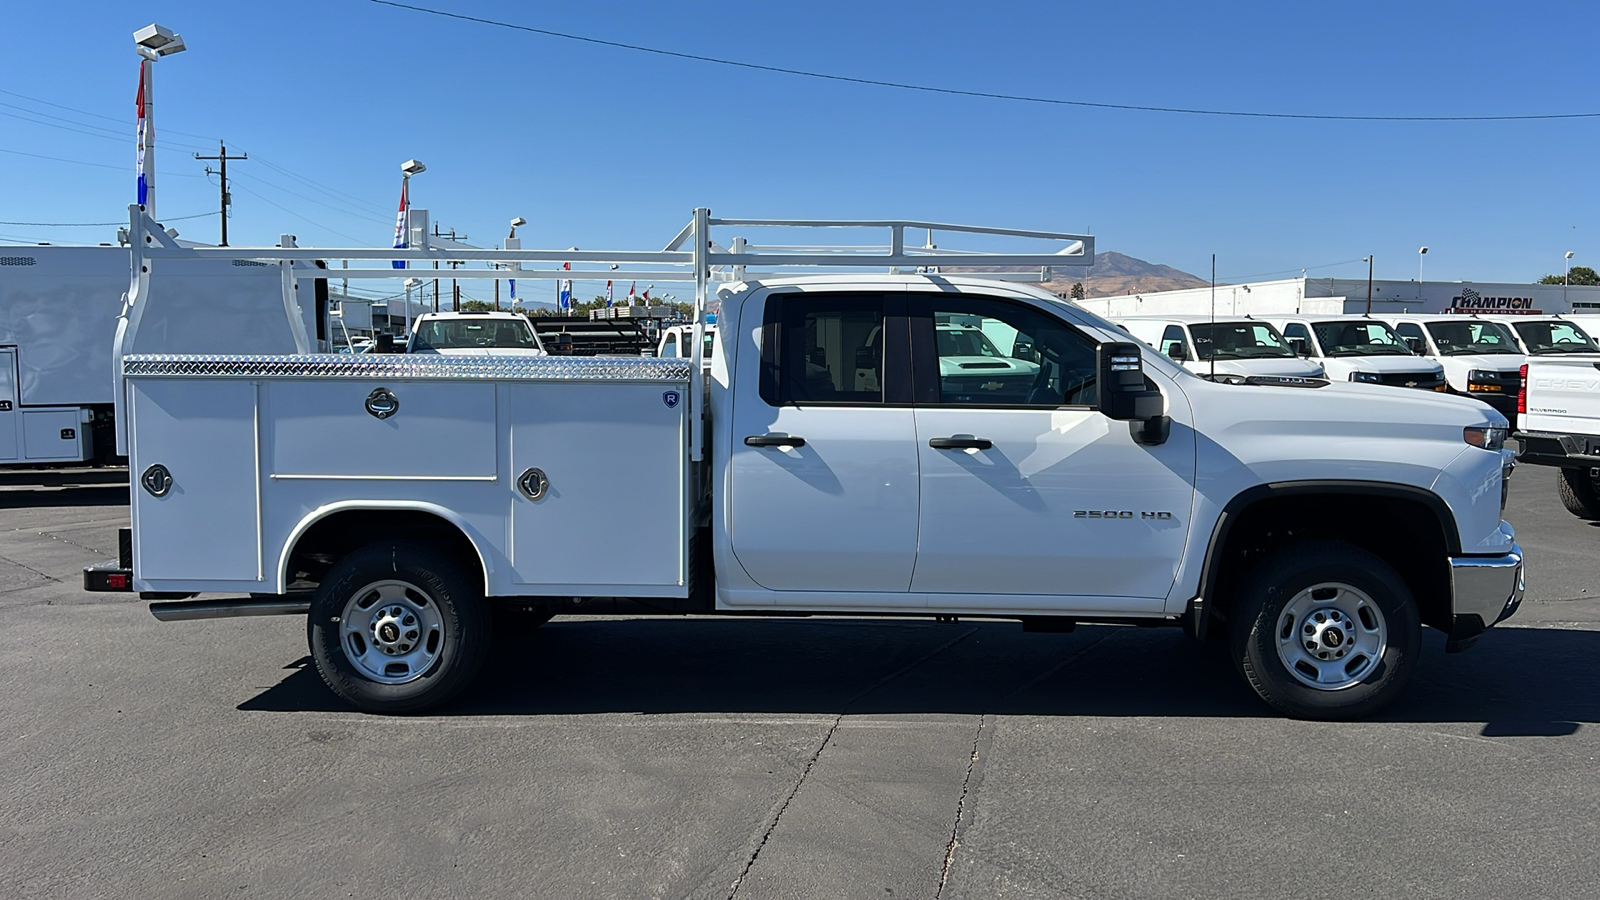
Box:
[123,353,693,596]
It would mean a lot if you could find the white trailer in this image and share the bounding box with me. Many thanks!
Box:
[0,242,328,465]
[87,207,1523,721]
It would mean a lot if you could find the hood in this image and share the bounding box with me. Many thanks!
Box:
[1434,354,1523,373]
[425,347,548,357]
[1333,355,1445,375]
[1186,357,1324,378]
[938,356,1040,376]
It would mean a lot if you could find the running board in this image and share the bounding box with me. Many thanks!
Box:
[150,595,311,621]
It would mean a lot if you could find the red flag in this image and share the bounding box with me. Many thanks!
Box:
[562,261,570,270]
[642,286,651,302]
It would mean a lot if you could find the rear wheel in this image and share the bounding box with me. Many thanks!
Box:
[1557,467,1600,520]
[1229,541,1420,720]
[308,541,489,714]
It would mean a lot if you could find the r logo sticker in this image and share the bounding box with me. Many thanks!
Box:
[662,390,681,409]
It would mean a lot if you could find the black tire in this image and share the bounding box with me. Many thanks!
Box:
[1228,541,1420,720]
[1557,468,1600,520]
[307,541,489,714]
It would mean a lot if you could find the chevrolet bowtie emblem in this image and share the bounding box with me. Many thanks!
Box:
[982,382,1003,390]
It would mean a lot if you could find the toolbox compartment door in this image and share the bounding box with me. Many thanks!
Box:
[128,379,261,582]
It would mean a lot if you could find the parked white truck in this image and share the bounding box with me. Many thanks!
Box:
[1113,315,1328,381]
[85,210,1524,720]
[1515,352,1600,518]
[1260,315,1447,391]
[1380,315,1524,419]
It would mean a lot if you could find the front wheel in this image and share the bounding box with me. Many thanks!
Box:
[308,541,489,714]
[1557,467,1600,520]
[1229,541,1420,720]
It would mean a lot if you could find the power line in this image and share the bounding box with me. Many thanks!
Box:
[0,87,223,143]
[369,0,1600,122]
[0,211,217,227]
[1219,258,1369,282]
[229,182,372,244]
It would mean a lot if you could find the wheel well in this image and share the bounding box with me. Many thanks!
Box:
[285,509,485,592]
[1206,492,1454,633]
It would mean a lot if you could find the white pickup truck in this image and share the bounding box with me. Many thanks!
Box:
[1381,315,1525,419]
[1515,353,1600,518]
[86,210,1524,720]
[1113,315,1328,381]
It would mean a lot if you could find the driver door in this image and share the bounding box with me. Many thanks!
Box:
[908,294,1196,608]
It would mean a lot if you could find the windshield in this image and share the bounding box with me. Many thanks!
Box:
[412,317,540,351]
[1512,320,1599,354]
[1188,322,1294,359]
[1424,320,1520,356]
[1311,320,1413,356]
[937,327,1004,358]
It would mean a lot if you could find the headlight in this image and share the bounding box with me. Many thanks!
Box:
[1463,425,1508,451]
[1467,369,1490,381]
[1349,371,1383,384]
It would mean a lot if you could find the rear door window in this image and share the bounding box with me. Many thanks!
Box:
[759,294,909,405]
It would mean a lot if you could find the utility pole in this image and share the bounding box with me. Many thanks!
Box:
[1363,255,1374,315]
[194,140,246,245]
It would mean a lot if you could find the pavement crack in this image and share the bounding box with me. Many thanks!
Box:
[725,713,844,900]
[726,625,982,899]
[935,713,987,899]
[0,553,60,585]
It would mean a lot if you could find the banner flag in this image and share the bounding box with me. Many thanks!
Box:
[391,178,408,269]
[135,61,148,206]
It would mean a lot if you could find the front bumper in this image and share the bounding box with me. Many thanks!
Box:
[1444,542,1524,651]
[1515,430,1600,469]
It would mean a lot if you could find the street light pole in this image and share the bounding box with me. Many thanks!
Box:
[133,24,187,222]
[1565,250,1575,311]
[1364,255,1374,315]
[1417,246,1428,299]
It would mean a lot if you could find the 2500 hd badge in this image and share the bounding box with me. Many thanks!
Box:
[1074,510,1175,520]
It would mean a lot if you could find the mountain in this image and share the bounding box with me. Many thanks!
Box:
[1041,251,1209,298]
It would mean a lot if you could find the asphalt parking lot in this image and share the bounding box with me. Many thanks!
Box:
[1,465,1596,900]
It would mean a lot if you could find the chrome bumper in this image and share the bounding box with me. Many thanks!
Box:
[1449,542,1524,628]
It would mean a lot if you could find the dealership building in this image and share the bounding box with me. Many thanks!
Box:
[1074,276,1600,320]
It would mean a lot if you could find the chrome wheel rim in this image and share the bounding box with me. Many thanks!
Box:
[339,579,446,685]
[1275,582,1387,691]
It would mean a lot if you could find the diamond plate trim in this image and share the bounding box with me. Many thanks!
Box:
[123,354,692,382]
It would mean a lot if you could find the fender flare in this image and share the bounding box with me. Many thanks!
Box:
[1189,480,1460,638]
[276,500,495,593]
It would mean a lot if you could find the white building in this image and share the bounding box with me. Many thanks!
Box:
[1075,276,1600,320]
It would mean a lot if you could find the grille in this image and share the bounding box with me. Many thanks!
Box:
[1378,371,1446,389]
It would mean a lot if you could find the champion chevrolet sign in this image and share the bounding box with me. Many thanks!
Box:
[1446,287,1541,315]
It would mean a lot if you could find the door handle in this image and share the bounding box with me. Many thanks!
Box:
[929,436,993,450]
[745,434,806,448]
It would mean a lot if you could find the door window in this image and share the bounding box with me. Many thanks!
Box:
[1395,322,1430,355]
[760,294,907,405]
[1159,325,1190,361]
[912,296,1100,407]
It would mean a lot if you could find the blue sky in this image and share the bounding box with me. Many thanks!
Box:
[3,0,1598,296]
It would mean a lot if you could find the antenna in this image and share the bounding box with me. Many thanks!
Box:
[1210,254,1216,381]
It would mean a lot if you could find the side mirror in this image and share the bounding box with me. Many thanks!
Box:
[1012,340,1037,362]
[1097,342,1169,445]
[1288,337,1309,357]
[1165,343,1187,362]
[854,346,878,370]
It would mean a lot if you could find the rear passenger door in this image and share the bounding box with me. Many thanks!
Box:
[727,292,921,597]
